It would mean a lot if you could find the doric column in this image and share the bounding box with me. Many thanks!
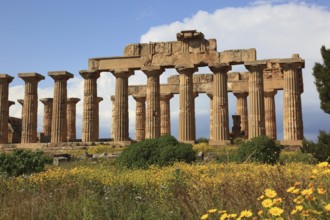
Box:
[48,71,73,143]
[192,92,199,140]
[110,95,116,140]
[281,61,304,144]
[160,94,173,136]
[95,97,103,141]
[264,90,277,140]
[17,99,24,118]
[134,96,146,141]
[40,98,53,140]
[0,74,14,144]
[245,62,267,139]
[209,64,231,146]
[66,98,80,142]
[19,73,45,143]
[207,93,213,141]
[79,70,100,142]
[176,66,197,144]
[233,92,248,138]
[142,67,164,139]
[111,70,132,142]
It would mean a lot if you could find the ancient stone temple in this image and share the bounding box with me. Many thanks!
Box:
[0,30,305,147]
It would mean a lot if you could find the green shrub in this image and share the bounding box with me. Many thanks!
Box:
[116,135,196,168]
[237,135,282,164]
[195,137,209,144]
[0,149,52,177]
[301,130,330,162]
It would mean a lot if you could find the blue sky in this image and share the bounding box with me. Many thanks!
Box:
[1,0,330,141]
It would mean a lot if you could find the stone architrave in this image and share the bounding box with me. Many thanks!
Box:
[19,73,45,143]
[40,98,53,140]
[142,67,164,139]
[112,70,133,142]
[110,96,116,140]
[281,60,304,144]
[245,62,267,139]
[95,97,103,141]
[133,96,146,141]
[209,64,231,146]
[264,90,277,140]
[160,94,173,136]
[233,92,248,138]
[0,74,14,144]
[48,71,73,143]
[206,93,213,141]
[79,70,100,142]
[176,66,197,144]
[66,98,80,142]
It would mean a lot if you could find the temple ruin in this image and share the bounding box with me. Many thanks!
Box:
[0,30,305,147]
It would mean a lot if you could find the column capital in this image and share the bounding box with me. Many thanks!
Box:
[0,74,14,83]
[67,97,80,104]
[8,101,15,107]
[175,66,198,75]
[111,69,134,78]
[133,96,146,102]
[17,99,24,105]
[97,97,103,103]
[48,71,74,81]
[233,91,248,98]
[209,63,231,73]
[245,61,267,72]
[40,98,53,104]
[264,90,277,97]
[18,72,45,82]
[160,93,173,101]
[206,92,213,99]
[79,70,100,79]
[141,66,164,77]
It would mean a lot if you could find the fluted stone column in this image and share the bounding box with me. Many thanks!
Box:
[40,98,53,141]
[111,96,116,140]
[281,61,304,144]
[176,66,197,144]
[209,64,231,146]
[245,62,267,139]
[95,97,103,141]
[19,73,45,143]
[192,92,199,140]
[112,70,132,142]
[142,67,164,139]
[234,92,248,138]
[160,94,173,136]
[207,93,213,141]
[79,70,100,142]
[134,96,146,141]
[66,98,80,142]
[49,71,73,143]
[264,90,277,140]
[0,74,14,144]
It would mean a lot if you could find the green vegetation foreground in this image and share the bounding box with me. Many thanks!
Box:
[0,161,329,220]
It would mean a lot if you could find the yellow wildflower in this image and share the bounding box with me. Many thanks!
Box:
[317,187,326,195]
[220,213,228,220]
[296,205,303,211]
[208,209,217,213]
[228,213,237,218]
[317,161,328,168]
[301,210,310,217]
[218,210,227,214]
[257,194,265,200]
[276,217,284,220]
[200,213,208,219]
[265,189,277,198]
[301,188,313,196]
[324,203,330,212]
[239,210,253,218]
[273,198,282,204]
[269,207,284,216]
[287,186,295,193]
[262,199,273,208]
[258,210,263,216]
[293,196,304,204]
[312,169,318,174]
[292,189,300,194]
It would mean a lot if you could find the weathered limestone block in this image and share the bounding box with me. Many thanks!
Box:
[160,94,173,136]
[0,74,14,144]
[245,61,267,139]
[110,96,116,139]
[142,67,164,139]
[48,71,73,143]
[66,97,80,142]
[209,64,231,146]
[19,73,45,143]
[40,98,53,141]
[79,70,100,142]
[233,92,248,138]
[264,90,277,140]
[176,66,197,144]
[133,96,146,141]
